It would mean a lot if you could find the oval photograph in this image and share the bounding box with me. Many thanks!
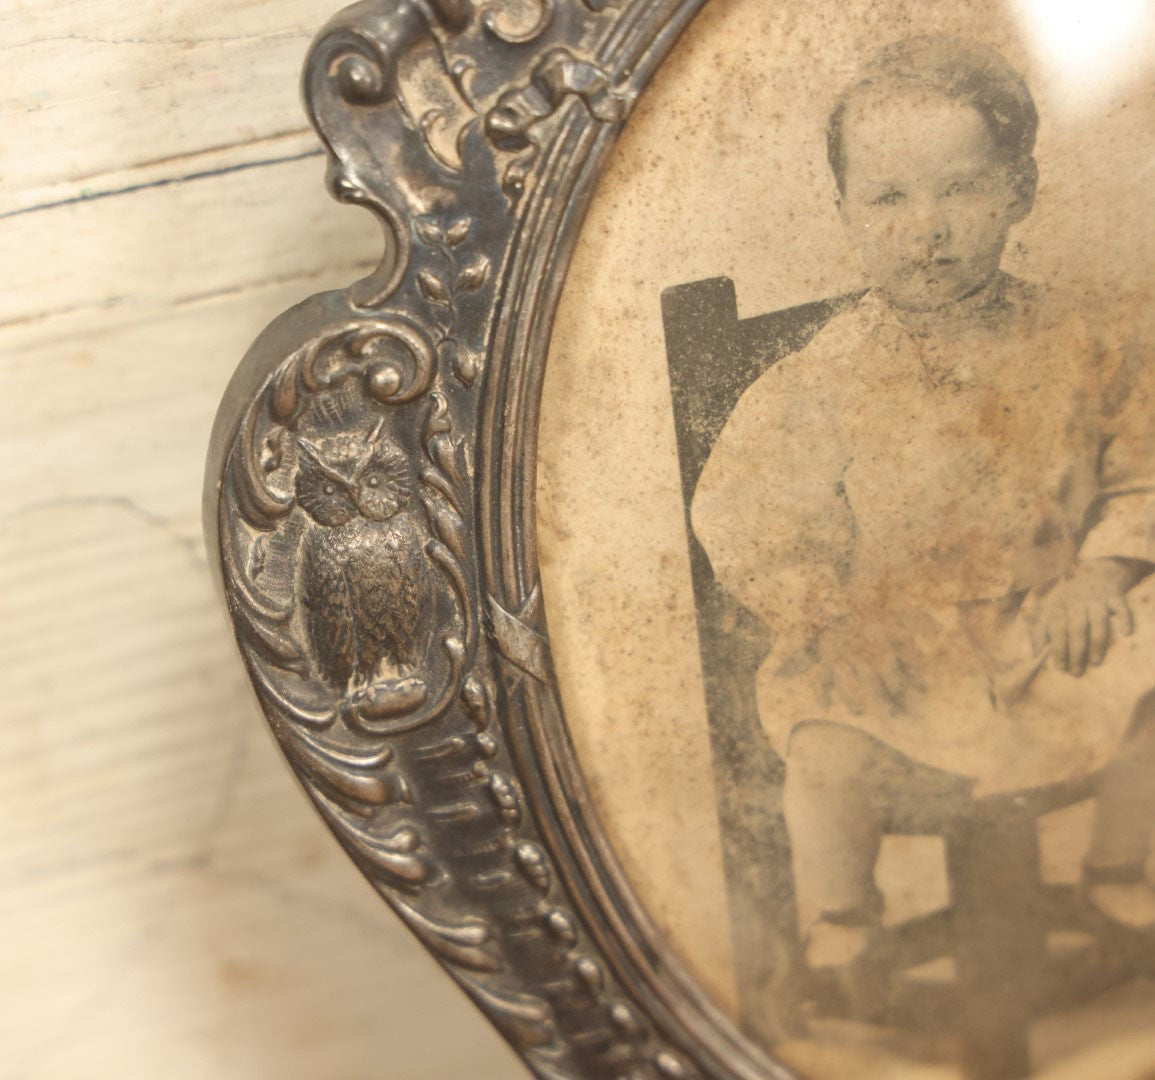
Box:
[537,1,1155,1077]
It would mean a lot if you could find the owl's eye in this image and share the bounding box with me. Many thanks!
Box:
[323,483,335,495]
[366,475,381,488]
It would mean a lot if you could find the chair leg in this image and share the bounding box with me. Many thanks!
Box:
[947,811,1047,1080]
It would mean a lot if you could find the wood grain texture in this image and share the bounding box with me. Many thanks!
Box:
[0,3,520,1077]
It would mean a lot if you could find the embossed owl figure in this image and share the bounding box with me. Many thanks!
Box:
[294,423,431,692]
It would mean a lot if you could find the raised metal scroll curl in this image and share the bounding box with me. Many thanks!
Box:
[303,0,477,308]
[482,0,555,44]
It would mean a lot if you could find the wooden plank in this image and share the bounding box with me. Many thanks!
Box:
[0,3,521,1076]
[0,499,516,1079]
[0,153,376,331]
[0,157,384,541]
[0,0,334,213]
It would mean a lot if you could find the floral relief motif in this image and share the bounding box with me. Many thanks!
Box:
[414,213,492,385]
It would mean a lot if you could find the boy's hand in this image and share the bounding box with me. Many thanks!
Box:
[1028,558,1139,676]
[810,615,929,716]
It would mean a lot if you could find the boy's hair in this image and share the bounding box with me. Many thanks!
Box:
[827,36,1038,194]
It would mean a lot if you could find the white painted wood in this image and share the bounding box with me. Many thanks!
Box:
[0,3,521,1077]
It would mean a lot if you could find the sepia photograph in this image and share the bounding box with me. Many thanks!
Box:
[538,2,1155,1077]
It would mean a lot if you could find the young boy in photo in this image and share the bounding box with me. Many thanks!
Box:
[692,36,1155,974]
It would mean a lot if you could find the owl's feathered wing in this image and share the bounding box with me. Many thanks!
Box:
[300,512,432,689]
[299,525,359,689]
[346,512,432,675]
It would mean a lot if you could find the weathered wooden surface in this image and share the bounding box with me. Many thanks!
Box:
[0,3,520,1077]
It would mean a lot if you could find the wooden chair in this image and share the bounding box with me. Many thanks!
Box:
[660,277,1155,1079]
[810,776,1155,1079]
[661,276,856,1045]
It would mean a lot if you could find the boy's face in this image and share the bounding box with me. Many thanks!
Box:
[838,86,1034,313]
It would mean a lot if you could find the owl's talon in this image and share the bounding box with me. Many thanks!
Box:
[359,676,428,719]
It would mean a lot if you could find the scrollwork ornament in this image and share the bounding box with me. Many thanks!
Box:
[207,0,774,1078]
[482,0,556,44]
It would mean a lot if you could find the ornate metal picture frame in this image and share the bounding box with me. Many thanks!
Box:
[205,1,1155,1077]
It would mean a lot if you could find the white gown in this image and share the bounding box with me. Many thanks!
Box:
[692,275,1155,793]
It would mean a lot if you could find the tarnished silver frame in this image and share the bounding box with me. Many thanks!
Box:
[204,1,780,1076]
